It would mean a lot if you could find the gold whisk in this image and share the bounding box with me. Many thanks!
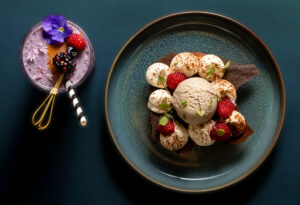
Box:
[32,74,64,130]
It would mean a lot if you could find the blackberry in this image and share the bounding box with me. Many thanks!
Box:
[66,46,78,58]
[52,52,76,74]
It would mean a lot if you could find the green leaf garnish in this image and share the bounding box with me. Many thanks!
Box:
[157,76,166,85]
[164,113,172,117]
[159,116,169,126]
[205,66,215,78]
[196,110,205,117]
[181,100,188,110]
[223,61,230,73]
[216,94,221,101]
[217,129,225,136]
[159,103,170,111]
[209,99,213,107]
[224,61,230,69]
[174,61,179,66]
[164,113,174,121]
[183,114,187,120]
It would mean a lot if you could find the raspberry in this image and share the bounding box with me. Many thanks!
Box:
[167,72,187,90]
[210,123,230,142]
[157,120,175,135]
[67,33,86,50]
[217,98,235,118]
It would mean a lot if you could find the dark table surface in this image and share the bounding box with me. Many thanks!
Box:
[0,0,299,204]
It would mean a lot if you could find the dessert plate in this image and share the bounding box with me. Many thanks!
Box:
[105,12,285,192]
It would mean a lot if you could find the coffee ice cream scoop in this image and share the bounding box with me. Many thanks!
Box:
[172,77,218,125]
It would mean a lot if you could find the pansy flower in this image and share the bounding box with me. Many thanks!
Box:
[42,14,73,45]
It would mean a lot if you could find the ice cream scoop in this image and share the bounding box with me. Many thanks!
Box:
[146,63,171,88]
[172,77,218,125]
[198,54,225,82]
[148,89,172,114]
[225,110,246,136]
[160,121,189,150]
[211,79,237,101]
[188,120,216,146]
[170,52,199,77]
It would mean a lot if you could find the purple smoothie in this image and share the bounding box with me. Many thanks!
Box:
[20,21,95,92]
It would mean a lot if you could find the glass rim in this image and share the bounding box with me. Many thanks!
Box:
[19,20,96,93]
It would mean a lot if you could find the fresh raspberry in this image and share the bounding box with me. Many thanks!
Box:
[217,98,235,118]
[157,120,175,135]
[210,123,230,142]
[167,72,187,90]
[67,33,86,50]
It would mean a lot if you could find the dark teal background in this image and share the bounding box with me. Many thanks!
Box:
[0,0,299,204]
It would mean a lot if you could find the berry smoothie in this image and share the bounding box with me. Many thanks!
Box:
[20,21,95,92]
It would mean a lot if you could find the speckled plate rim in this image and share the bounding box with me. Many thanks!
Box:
[104,11,286,193]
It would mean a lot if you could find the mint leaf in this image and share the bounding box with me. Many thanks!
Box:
[196,110,205,117]
[217,129,225,136]
[223,61,230,73]
[209,99,213,107]
[164,113,174,121]
[206,66,214,78]
[224,61,231,69]
[159,116,169,126]
[157,76,166,85]
[164,113,172,117]
[159,103,170,111]
[181,100,188,110]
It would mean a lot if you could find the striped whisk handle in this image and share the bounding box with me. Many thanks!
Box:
[66,81,87,126]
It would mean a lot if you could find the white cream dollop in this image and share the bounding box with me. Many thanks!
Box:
[211,79,237,101]
[188,120,216,146]
[225,110,246,136]
[170,52,199,77]
[148,89,172,114]
[146,63,171,88]
[198,54,225,82]
[160,121,189,151]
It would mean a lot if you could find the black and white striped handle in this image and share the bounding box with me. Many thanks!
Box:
[66,81,87,126]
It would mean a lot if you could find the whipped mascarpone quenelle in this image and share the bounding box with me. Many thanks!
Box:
[188,120,216,146]
[225,110,246,136]
[198,54,225,82]
[211,79,237,102]
[146,63,171,88]
[160,121,189,151]
[170,52,199,77]
[148,89,172,114]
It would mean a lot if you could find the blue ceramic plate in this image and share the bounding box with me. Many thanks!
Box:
[105,12,285,192]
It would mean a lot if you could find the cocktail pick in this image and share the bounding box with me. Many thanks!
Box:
[32,74,64,130]
[65,80,87,126]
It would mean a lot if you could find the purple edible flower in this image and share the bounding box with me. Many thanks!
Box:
[42,14,73,45]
